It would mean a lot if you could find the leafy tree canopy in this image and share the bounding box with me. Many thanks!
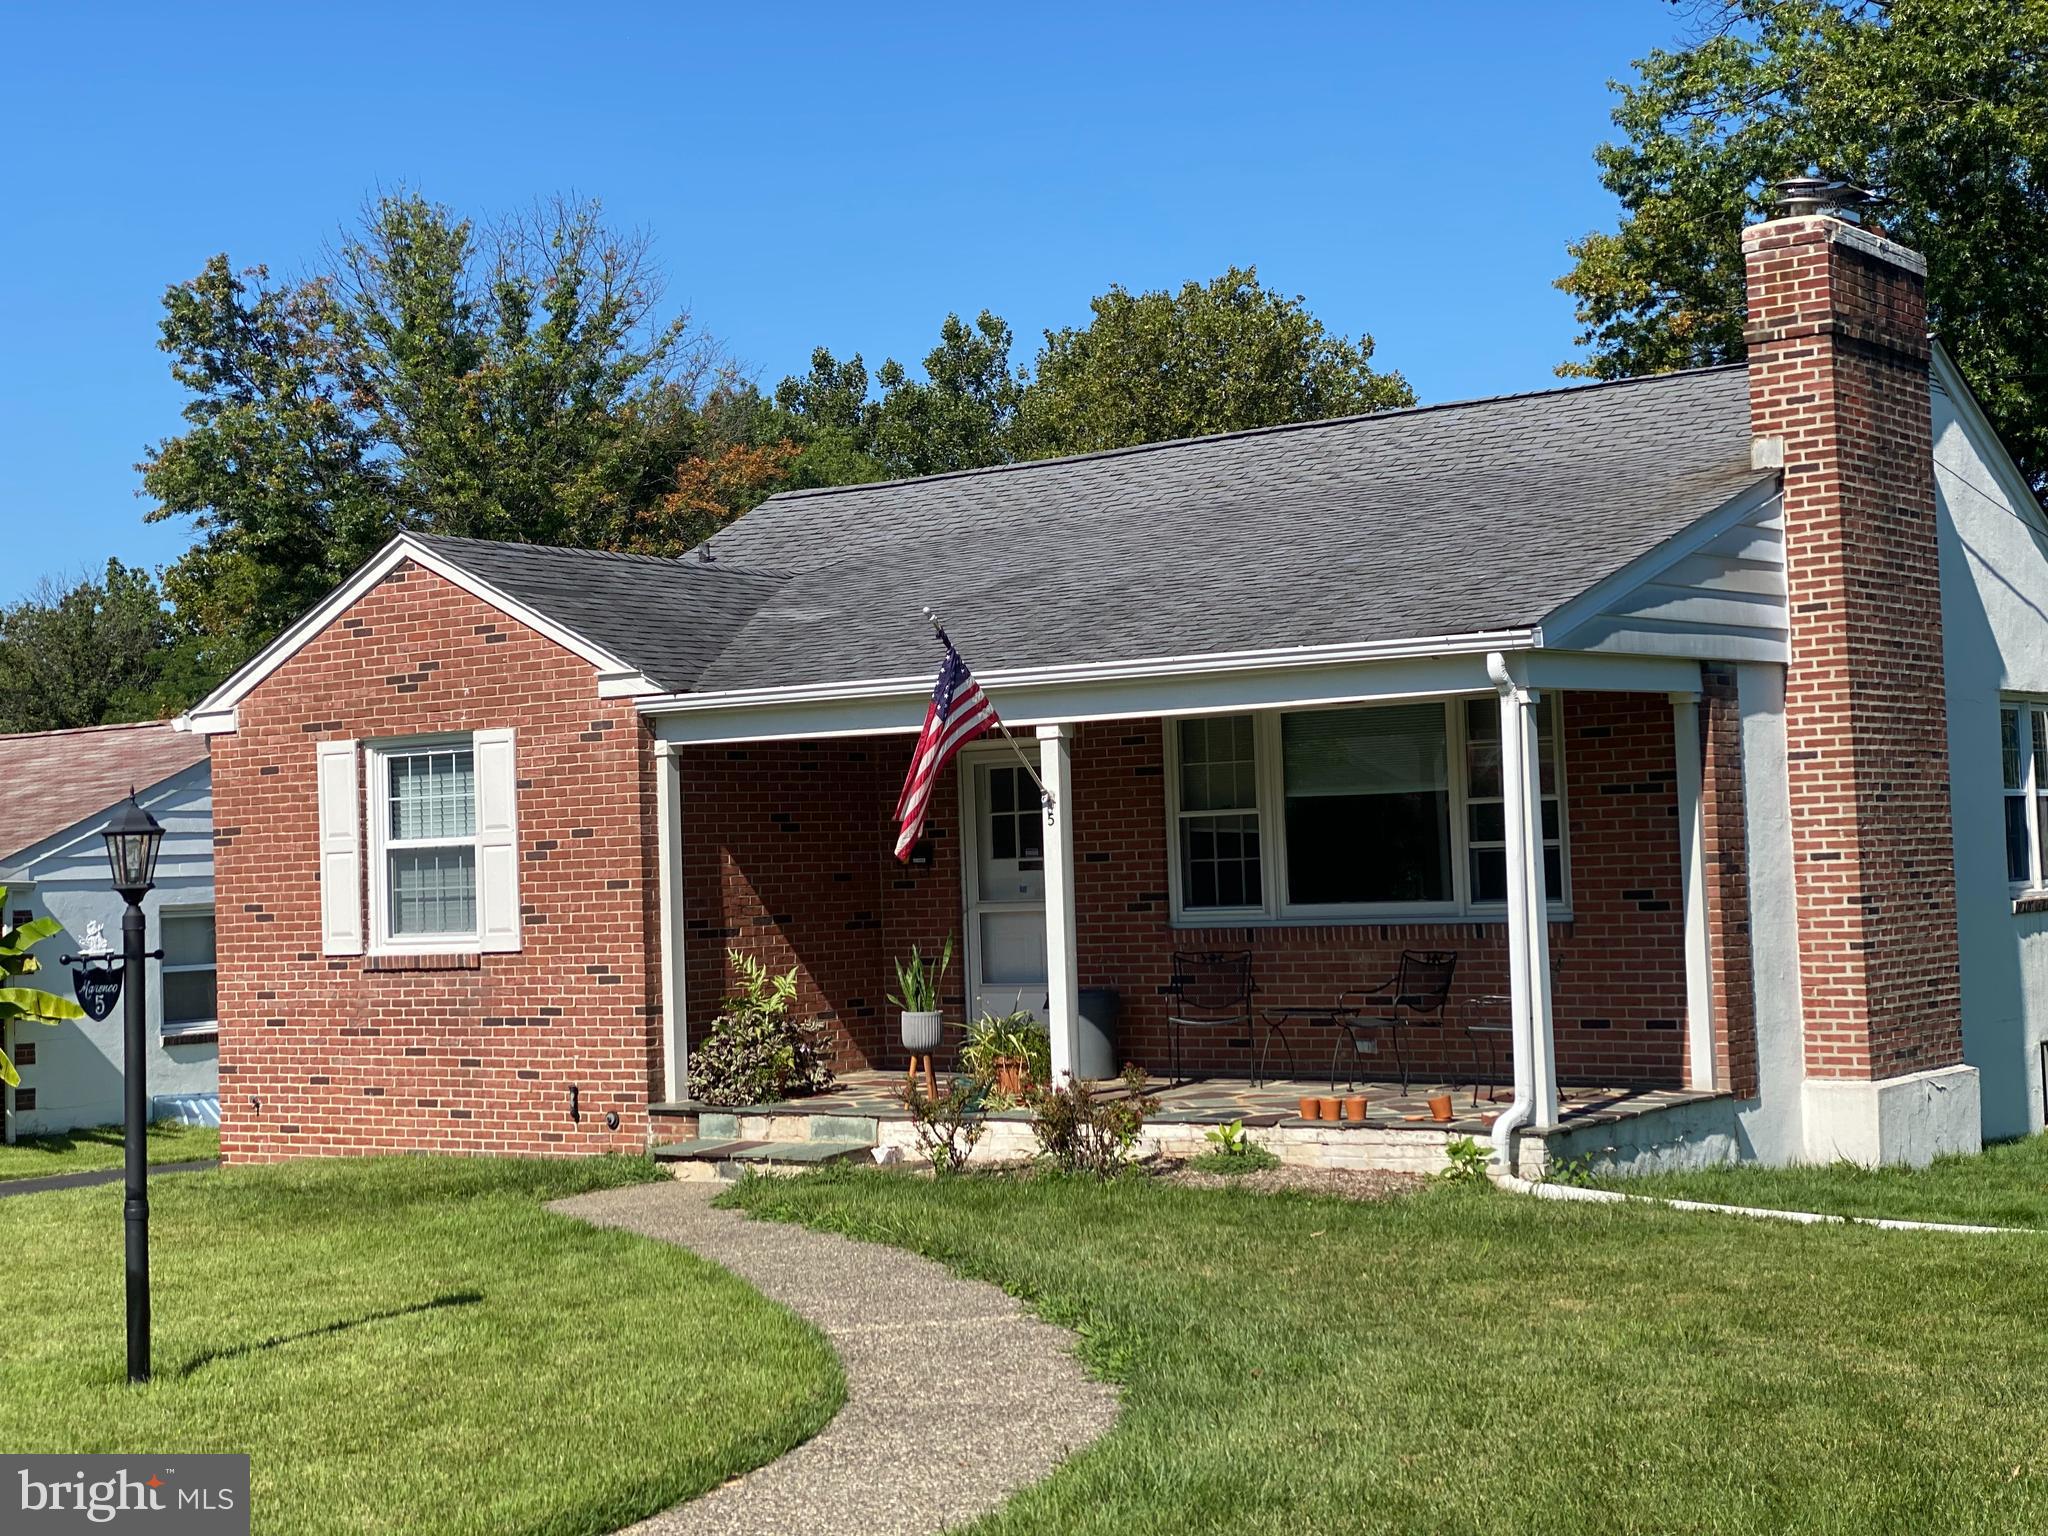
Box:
[1020,266,1414,457]
[141,192,721,681]
[1559,0,2048,490]
[0,561,200,733]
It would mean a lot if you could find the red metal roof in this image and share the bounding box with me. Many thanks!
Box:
[0,721,207,869]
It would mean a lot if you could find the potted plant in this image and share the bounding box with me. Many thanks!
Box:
[890,935,954,1053]
[961,1008,1049,1101]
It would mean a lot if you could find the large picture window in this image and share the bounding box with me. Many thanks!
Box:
[1166,697,1569,921]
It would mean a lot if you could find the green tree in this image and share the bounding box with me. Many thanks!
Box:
[1559,0,2048,489]
[0,889,84,1088]
[141,192,721,674]
[0,561,191,732]
[1020,266,1413,458]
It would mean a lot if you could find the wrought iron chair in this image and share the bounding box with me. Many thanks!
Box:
[1163,950,1255,1086]
[1328,950,1459,1093]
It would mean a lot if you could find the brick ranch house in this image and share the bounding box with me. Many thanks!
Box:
[179,202,2048,1171]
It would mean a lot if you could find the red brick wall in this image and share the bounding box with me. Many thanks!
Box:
[678,693,1692,1088]
[209,560,657,1161]
[1743,216,1963,1081]
[1702,665,1758,1097]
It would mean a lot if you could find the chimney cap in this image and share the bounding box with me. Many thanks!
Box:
[1770,174,1872,220]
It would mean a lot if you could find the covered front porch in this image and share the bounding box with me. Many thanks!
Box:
[644,637,1745,1170]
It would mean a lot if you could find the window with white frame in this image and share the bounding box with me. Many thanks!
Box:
[1167,697,1568,921]
[160,908,217,1037]
[372,743,480,947]
[2002,700,2048,889]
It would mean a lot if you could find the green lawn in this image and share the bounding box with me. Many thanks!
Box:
[0,1120,220,1181]
[726,1165,2048,1534]
[1596,1134,2048,1229]
[1,1156,842,1536]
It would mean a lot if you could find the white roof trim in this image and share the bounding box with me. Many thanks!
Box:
[633,628,1539,720]
[175,534,661,735]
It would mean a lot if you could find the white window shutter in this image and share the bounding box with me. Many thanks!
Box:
[315,739,363,957]
[474,727,521,953]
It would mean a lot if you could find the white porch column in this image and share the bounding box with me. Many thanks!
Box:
[1037,724,1080,1082]
[1670,690,1719,1092]
[1497,671,1559,1131]
[654,741,690,1105]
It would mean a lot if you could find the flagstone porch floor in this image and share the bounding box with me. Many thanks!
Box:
[653,1071,1724,1141]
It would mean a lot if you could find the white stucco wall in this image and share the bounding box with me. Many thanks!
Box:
[1933,358,2048,1142]
[3,762,216,1138]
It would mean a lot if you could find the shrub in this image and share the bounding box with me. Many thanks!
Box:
[1440,1136,1491,1183]
[900,1075,988,1175]
[690,950,836,1107]
[1026,1065,1161,1178]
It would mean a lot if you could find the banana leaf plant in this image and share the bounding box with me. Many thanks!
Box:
[0,886,84,1087]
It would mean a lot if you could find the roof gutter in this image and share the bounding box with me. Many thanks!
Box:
[633,627,1539,718]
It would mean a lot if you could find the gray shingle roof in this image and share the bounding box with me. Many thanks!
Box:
[410,536,786,692]
[416,367,1768,694]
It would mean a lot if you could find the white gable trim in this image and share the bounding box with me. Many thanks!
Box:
[174,535,662,736]
[1929,343,2048,542]
[1537,478,1789,663]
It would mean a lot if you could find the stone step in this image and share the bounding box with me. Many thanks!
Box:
[655,1138,875,1182]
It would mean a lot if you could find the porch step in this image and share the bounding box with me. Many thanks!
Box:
[653,1138,875,1182]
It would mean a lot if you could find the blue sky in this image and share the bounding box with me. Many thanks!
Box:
[0,0,1685,602]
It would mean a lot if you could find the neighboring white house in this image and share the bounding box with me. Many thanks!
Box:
[0,721,218,1141]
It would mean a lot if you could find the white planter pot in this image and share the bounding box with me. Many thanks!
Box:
[900,1010,944,1052]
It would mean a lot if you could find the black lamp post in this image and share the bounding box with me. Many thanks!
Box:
[101,791,165,1385]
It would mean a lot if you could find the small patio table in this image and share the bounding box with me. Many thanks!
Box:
[1464,995,1515,1107]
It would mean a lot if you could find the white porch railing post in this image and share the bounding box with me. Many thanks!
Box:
[1037,724,1081,1082]
[1497,677,1558,1134]
[654,741,690,1105]
[1671,690,1718,1092]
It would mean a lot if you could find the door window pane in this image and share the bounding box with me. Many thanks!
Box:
[1283,703,1450,905]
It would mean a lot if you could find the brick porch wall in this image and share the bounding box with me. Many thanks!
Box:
[210,560,658,1161]
[678,691,1694,1088]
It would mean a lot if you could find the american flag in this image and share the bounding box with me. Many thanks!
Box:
[894,636,999,861]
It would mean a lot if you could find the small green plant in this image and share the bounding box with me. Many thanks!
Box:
[1027,1065,1161,1178]
[1440,1135,1491,1183]
[0,887,84,1087]
[690,949,836,1107]
[959,1009,1051,1102]
[887,935,955,1015]
[1189,1119,1281,1175]
[1541,1152,1603,1187]
[1205,1119,1251,1158]
[900,1075,988,1175]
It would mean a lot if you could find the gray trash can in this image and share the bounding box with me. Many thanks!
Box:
[1076,987,1122,1081]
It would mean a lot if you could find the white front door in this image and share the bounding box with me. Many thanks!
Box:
[960,750,1047,1026]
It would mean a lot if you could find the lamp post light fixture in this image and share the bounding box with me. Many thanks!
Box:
[100,791,166,1385]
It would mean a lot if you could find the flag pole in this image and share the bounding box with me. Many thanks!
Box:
[921,606,1055,814]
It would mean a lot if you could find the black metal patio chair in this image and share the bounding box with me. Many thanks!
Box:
[1327,950,1459,1093]
[1163,950,1255,1086]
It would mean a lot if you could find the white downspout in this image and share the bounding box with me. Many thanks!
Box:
[1488,652,1536,1169]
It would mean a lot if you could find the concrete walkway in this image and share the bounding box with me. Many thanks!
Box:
[555,1181,1120,1536]
[0,1160,218,1198]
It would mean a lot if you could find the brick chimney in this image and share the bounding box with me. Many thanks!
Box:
[1742,191,1974,1160]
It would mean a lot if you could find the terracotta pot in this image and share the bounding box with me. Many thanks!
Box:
[1427,1093,1455,1123]
[1344,1094,1368,1122]
[993,1056,1027,1097]
[1298,1095,1321,1121]
[1318,1096,1341,1122]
